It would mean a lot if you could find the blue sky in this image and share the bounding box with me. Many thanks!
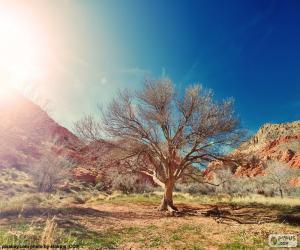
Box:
[4,0,300,132]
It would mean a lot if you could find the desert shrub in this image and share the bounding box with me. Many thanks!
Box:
[0,193,45,214]
[176,183,216,195]
[213,169,237,194]
[73,193,91,204]
[94,182,108,192]
[208,169,264,195]
[225,176,263,195]
[108,170,155,194]
[30,153,72,193]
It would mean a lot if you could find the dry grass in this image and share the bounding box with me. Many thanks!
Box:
[40,217,57,246]
[86,191,300,210]
[0,167,299,250]
[228,194,300,207]
[0,167,35,199]
[0,191,299,249]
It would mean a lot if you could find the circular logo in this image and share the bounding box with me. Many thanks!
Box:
[270,236,278,246]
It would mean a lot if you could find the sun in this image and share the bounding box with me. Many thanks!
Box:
[0,9,43,94]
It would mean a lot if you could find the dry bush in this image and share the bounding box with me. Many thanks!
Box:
[210,162,300,198]
[213,169,237,194]
[175,183,216,195]
[108,170,155,194]
[30,153,72,193]
[210,169,265,196]
[263,161,299,198]
[72,194,88,204]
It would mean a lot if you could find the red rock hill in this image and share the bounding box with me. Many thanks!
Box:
[0,90,81,168]
[206,121,300,179]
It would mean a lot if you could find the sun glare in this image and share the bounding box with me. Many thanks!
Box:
[0,9,43,96]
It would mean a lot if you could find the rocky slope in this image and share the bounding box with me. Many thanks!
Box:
[206,120,300,178]
[0,91,143,185]
[0,90,81,168]
[237,121,300,175]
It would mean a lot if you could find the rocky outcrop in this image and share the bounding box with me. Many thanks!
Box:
[237,121,300,173]
[240,121,300,150]
[206,120,300,178]
[72,166,99,183]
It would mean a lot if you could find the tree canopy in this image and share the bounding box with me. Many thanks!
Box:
[75,78,244,211]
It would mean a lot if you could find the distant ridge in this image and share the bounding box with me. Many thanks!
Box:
[0,90,81,168]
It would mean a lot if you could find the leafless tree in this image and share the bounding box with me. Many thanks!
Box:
[213,169,236,194]
[74,114,103,142]
[30,144,73,192]
[75,78,244,211]
[264,161,298,198]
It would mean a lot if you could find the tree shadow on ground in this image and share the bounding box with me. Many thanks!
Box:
[1,202,299,227]
[177,203,300,226]
[0,206,109,219]
[0,204,164,223]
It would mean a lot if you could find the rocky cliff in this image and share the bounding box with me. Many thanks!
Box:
[206,120,300,178]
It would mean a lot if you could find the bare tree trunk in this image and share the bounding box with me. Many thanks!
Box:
[159,179,178,212]
[279,188,283,198]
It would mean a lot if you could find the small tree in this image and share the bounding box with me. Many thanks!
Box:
[264,161,297,198]
[31,149,72,193]
[213,169,236,194]
[75,78,243,211]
